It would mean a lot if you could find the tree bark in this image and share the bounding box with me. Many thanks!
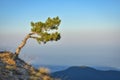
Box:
[13,33,35,59]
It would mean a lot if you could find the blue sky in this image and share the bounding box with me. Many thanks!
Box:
[0,0,120,68]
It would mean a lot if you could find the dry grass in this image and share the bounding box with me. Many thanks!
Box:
[29,67,54,80]
[0,52,15,65]
[38,67,50,74]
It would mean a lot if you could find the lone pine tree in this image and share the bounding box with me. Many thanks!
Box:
[13,16,61,59]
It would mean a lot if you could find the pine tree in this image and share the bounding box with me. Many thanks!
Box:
[13,16,61,59]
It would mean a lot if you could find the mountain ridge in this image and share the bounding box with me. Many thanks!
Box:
[51,66,120,80]
[33,64,120,72]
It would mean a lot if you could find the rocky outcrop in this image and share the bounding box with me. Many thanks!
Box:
[0,51,54,80]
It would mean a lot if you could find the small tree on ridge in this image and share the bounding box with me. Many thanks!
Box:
[13,16,61,59]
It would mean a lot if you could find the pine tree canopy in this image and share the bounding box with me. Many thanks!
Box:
[30,16,61,44]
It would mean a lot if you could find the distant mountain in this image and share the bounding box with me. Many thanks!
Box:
[93,66,120,71]
[33,64,120,72]
[51,66,120,80]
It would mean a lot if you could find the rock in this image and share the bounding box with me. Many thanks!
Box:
[0,51,54,80]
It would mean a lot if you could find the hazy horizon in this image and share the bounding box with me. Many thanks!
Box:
[0,0,120,68]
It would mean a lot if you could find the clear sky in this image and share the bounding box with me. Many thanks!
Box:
[0,0,120,68]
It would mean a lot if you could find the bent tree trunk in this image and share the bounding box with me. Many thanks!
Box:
[13,33,34,59]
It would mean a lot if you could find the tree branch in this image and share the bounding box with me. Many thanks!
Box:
[30,36,38,39]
